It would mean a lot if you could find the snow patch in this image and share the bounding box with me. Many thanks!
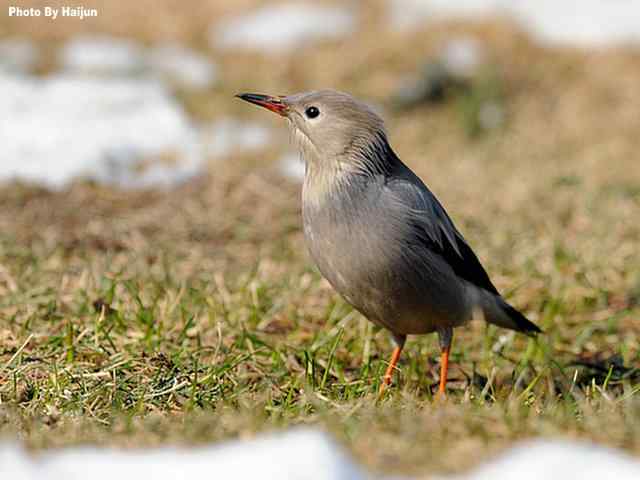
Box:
[0,38,39,73]
[0,72,203,189]
[457,440,640,480]
[507,1,640,48]
[278,153,305,183]
[147,43,217,89]
[0,430,366,480]
[388,0,496,31]
[1,431,640,480]
[60,36,217,89]
[212,4,355,53]
[60,36,145,75]
[440,37,484,77]
[388,0,640,47]
[202,118,272,159]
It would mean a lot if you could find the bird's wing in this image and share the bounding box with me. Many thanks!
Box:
[386,170,500,296]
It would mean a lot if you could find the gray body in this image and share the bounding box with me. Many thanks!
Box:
[301,153,533,336]
[237,89,540,341]
[303,168,470,334]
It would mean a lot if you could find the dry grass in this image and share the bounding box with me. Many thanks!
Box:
[1,0,639,476]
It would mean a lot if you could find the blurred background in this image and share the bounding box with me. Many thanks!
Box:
[1,0,639,475]
[2,0,640,191]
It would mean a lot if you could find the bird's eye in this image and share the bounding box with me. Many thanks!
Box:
[305,106,320,119]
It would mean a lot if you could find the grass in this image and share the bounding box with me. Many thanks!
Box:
[1,0,640,476]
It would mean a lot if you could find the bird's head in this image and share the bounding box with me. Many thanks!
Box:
[236,90,393,179]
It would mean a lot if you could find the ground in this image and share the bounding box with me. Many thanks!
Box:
[0,0,639,476]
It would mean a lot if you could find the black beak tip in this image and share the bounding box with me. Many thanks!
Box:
[235,92,268,103]
[235,92,288,116]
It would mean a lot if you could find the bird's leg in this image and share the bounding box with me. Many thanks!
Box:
[437,327,453,395]
[378,333,406,396]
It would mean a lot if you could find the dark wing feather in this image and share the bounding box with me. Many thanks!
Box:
[386,166,500,296]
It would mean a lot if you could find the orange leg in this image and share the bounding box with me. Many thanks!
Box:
[438,344,451,394]
[437,327,453,395]
[378,334,406,396]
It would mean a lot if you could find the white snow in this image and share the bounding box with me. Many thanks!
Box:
[0,69,274,189]
[440,37,484,77]
[0,38,39,73]
[278,152,305,182]
[1,430,640,480]
[508,1,640,48]
[456,440,640,480]
[201,118,272,159]
[388,0,497,31]
[60,36,217,89]
[60,36,145,75]
[147,43,217,89]
[0,72,203,189]
[212,4,356,53]
[0,430,366,480]
[388,0,640,47]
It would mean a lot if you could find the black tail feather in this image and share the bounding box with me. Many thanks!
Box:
[501,301,542,335]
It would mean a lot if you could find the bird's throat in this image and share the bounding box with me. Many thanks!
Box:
[302,160,346,208]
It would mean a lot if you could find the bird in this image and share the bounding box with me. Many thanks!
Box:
[236,90,540,395]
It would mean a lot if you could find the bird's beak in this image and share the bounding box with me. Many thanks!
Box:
[235,93,289,116]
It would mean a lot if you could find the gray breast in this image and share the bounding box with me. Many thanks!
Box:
[302,174,470,335]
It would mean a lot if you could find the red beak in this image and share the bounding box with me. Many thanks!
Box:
[235,93,289,116]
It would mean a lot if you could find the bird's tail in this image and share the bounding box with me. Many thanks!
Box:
[475,289,541,335]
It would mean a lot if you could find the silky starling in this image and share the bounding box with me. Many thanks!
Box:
[237,90,540,395]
